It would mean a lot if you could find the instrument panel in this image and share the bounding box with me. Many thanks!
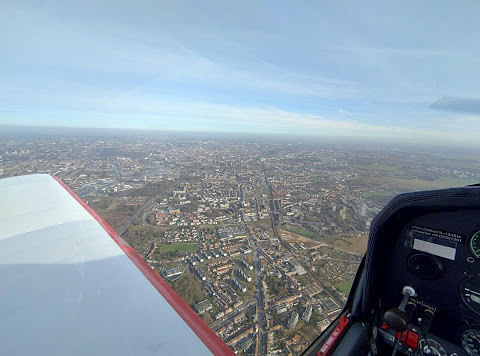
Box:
[378,209,480,355]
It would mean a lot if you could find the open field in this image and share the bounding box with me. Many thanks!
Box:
[277,228,321,248]
[331,235,368,255]
[247,218,271,227]
[297,325,320,345]
[336,278,355,295]
[162,261,183,269]
[363,190,388,199]
[357,175,479,191]
[434,176,479,187]
[305,215,321,222]
[158,242,199,254]
[368,164,401,172]
[281,225,316,238]
[277,227,368,254]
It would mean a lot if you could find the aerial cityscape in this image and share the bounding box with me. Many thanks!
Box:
[2,128,480,355]
[2,0,480,354]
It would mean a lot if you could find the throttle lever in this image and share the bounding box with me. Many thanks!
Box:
[385,286,416,332]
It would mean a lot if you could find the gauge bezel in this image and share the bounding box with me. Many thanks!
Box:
[418,338,447,356]
[471,231,480,259]
[461,329,480,356]
[460,276,480,316]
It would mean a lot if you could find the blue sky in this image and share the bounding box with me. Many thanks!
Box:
[1,1,480,144]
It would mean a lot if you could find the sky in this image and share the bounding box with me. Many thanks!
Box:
[1,0,480,145]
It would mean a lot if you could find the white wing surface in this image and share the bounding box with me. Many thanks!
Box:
[0,174,233,356]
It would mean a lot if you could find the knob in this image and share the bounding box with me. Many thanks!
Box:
[385,308,408,332]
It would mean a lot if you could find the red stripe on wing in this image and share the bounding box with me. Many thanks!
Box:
[52,175,234,356]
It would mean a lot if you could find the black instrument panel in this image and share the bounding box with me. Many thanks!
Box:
[379,209,480,354]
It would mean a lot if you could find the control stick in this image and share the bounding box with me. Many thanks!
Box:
[385,286,416,332]
[385,286,416,356]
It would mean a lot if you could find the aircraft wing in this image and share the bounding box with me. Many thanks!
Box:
[0,174,233,355]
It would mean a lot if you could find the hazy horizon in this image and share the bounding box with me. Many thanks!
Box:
[3,124,480,153]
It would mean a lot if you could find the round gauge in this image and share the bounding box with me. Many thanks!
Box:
[418,339,447,356]
[471,231,480,259]
[462,330,480,356]
[407,253,443,279]
[461,276,480,315]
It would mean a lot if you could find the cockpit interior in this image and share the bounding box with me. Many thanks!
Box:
[304,185,480,356]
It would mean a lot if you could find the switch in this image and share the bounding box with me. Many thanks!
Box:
[406,331,419,350]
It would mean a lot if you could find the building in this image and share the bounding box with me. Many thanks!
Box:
[160,267,184,281]
[234,313,246,324]
[219,249,228,256]
[235,336,254,352]
[240,247,252,254]
[242,259,253,270]
[237,268,252,282]
[274,294,302,307]
[232,277,247,293]
[194,299,212,314]
[191,266,206,281]
[285,259,306,276]
[301,305,312,322]
[287,311,299,329]
[275,304,287,314]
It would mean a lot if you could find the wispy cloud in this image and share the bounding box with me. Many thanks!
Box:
[1,0,480,145]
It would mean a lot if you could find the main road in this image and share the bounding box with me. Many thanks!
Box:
[253,244,267,356]
[242,221,267,356]
[261,164,346,307]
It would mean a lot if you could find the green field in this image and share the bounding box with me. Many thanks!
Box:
[158,242,199,254]
[434,176,479,187]
[336,278,355,295]
[163,261,183,269]
[305,215,321,222]
[298,325,320,343]
[247,217,271,227]
[281,225,316,238]
[358,175,479,191]
[368,164,400,172]
[363,190,387,199]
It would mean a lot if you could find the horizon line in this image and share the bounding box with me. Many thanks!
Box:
[1,124,479,150]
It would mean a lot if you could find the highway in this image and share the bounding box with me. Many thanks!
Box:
[117,195,159,236]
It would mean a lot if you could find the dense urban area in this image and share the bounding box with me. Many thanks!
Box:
[2,128,480,355]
